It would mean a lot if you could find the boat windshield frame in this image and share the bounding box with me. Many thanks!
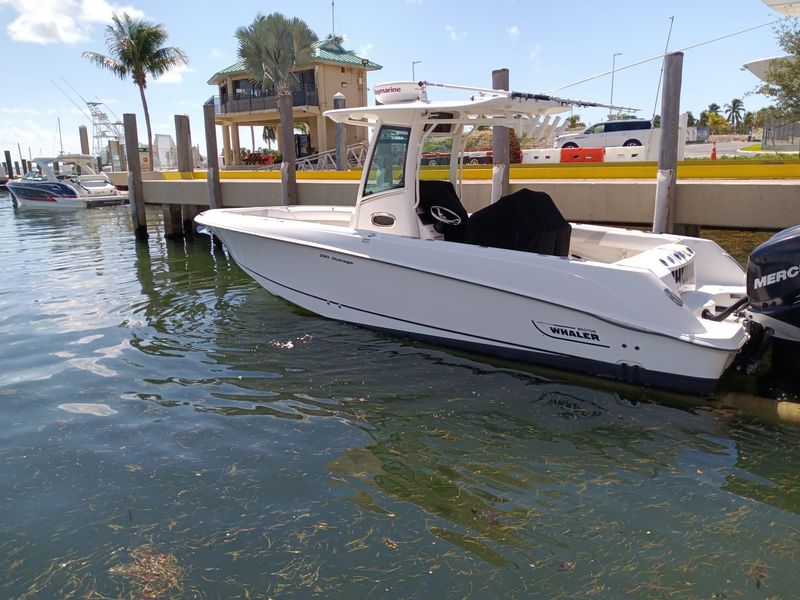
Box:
[363,125,411,197]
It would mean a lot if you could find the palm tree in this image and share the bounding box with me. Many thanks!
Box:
[566,115,585,129]
[742,111,755,137]
[707,103,721,115]
[236,13,317,204]
[706,113,730,135]
[724,98,745,133]
[262,126,277,149]
[83,13,188,170]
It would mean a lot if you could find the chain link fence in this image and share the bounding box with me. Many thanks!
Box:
[762,117,800,150]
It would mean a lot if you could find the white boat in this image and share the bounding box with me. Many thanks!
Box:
[196,81,800,395]
[6,154,127,208]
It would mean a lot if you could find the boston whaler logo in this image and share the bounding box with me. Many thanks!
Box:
[752,265,799,289]
[532,321,609,348]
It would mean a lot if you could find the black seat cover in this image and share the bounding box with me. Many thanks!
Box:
[417,180,470,243]
[466,189,571,256]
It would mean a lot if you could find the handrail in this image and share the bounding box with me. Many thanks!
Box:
[256,142,370,172]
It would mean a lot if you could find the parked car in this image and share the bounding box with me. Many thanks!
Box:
[554,119,653,149]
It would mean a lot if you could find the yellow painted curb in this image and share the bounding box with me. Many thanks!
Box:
[161,160,800,182]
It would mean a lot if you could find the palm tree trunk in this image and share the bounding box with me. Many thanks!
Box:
[138,84,154,171]
[278,89,297,205]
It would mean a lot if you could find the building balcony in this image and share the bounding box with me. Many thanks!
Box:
[207,84,319,115]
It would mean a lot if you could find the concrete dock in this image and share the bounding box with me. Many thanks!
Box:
[109,160,800,231]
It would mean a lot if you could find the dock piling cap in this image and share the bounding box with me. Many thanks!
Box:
[374,81,425,104]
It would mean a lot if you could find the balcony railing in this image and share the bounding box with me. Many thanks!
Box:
[208,84,319,115]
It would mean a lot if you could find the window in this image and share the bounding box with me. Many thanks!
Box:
[363,126,410,196]
[606,120,651,132]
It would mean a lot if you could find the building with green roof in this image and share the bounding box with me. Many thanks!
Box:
[207,38,381,165]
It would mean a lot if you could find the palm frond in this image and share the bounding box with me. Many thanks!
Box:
[236,12,318,92]
[85,11,187,87]
[81,51,129,79]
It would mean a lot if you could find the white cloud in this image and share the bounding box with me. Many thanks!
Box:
[0,118,73,156]
[0,106,41,115]
[1,0,144,45]
[359,43,373,57]
[507,25,521,40]
[154,64,196,85]
[445,24,466,42]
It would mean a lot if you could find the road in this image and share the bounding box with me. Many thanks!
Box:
[683,141,750,158]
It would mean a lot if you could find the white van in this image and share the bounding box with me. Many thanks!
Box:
[554,119,653,149]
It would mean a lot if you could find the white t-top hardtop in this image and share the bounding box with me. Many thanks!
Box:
[323,94,570,128]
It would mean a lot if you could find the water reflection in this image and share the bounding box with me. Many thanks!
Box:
[2,194,800,598]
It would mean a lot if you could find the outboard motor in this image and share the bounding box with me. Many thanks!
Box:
[746,224,800,372]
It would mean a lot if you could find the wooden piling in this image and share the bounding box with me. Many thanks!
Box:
[203,102,222,210]
[117,140,127,171]
[79,125,90,155]
[123,113,148,240]
[653,52,683,234]
[3,151,12,178]
[13,161,20,176]
[158,114,188,240]
[491,68,510,200]
[333,92,346,170]
[174,114,202,232]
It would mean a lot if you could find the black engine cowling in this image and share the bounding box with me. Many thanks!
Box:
[746,224,800,371]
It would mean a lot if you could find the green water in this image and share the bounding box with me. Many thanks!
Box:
[1,192,799,599]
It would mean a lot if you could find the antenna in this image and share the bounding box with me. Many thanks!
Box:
[652,16,675,118]
[331,0,335,35]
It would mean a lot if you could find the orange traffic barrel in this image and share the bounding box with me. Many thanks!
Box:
[560,147,604,163]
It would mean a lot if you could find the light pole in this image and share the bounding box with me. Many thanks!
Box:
[412,60,422,81]
[610,52,622,117]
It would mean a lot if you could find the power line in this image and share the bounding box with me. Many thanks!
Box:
[545,20,779,94]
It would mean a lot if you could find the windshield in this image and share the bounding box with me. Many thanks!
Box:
[364,125,410,196]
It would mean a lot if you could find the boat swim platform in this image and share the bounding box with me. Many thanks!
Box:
[110,162,800,231]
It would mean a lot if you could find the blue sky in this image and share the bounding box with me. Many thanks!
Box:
[0,0,791,160]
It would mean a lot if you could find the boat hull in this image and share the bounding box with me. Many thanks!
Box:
[199,213,744,395]
[7,181,126,208]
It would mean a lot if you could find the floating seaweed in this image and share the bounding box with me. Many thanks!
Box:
[109,545,184,599]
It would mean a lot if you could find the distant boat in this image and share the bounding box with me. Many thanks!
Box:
[6,154,127,208]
